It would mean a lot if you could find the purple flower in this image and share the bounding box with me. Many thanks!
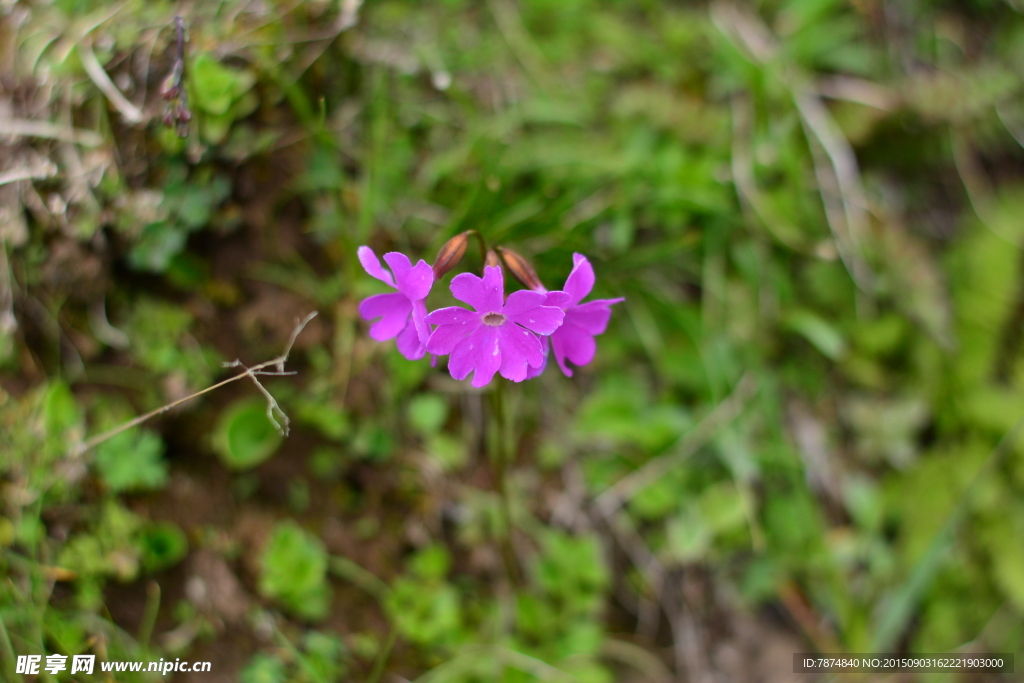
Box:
[545,254,624,377]
[425,266,564,387]
[357,246,434,360]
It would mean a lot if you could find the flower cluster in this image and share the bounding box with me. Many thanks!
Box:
[357,235,623,388]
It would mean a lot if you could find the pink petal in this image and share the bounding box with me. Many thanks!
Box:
[448,327,501,388]
[425,305,480,326]
[501,290,546,317]
[543,291,573,308]
[358,246,395,287]
[411,299,430,345]
[562,253,595,306]
[359,292,412,341]
[564,298,623,335]
[450,266,504,313]
[505,303,564,336]
[395,317,426,360]
[497,323,543,382]
[382,252,412,282]
[550,323,597,377]
[525,337,549,379]
[388,254,433,301]
[410,259,436,301]
[426,307,482,355]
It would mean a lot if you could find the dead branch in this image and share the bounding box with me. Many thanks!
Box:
[71,311,317,456]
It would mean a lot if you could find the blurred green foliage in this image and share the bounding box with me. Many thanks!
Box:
[214,398,285,470]
[261,522,333,621]
[3,0,1024,680]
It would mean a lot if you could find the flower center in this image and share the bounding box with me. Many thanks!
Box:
[482,312,506,326]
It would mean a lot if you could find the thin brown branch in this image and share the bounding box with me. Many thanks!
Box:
[72,311,317,456]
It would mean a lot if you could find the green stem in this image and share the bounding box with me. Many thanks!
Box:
[0,613,22,683]
[273,627,327,683]
[490,380,521,586]
[137,581,161,656]
[468,230,489,265]
[366,624,398,683]
[328,556,391,604]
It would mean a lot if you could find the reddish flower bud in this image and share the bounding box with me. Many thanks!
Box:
[485,249,502,270]
[160,74,178,100]
[497,247,544,291]
[432,230,471,279]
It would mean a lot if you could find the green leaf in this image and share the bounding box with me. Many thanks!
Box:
[629,470,684,521]
[667,504,711,562]
[302,631,349,682]
[240,654,287,683]
[190,53,255,116]
[785,310,846,360]
[309,446,348,479]
[43,381,81,435]
[409,544,451,581]
[294,399,349,442]
[426,433,466,470]
[259,521,331,621]
[575,375,691,452]
[386,578,462,646]
[699,482,746,535]
[177,176,230,229]
[128,222,187,272]
[981,511,1024,611]
[408,394,449,434]
[137,521,188,573]
[94,428,168,492]
[535,531,609,606]
[213,399,283,470]
[201,112,235,145]
[44,611,88,656]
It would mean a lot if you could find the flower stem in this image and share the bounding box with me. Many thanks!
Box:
[366,624,398,683]
[467,229,489,264]
[490,379,522,586]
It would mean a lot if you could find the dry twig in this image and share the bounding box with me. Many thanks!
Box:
[0,160,58,187]
[0,119,104,147]
[71,311,317,456]
[79,40,145,124]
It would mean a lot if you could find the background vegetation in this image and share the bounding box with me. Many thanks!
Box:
[3,0,1024,680]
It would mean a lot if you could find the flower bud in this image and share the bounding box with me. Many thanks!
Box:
[497,247,544,291]
[485,249,502,269]
[160,74,179,100]
[432,230,471,279]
